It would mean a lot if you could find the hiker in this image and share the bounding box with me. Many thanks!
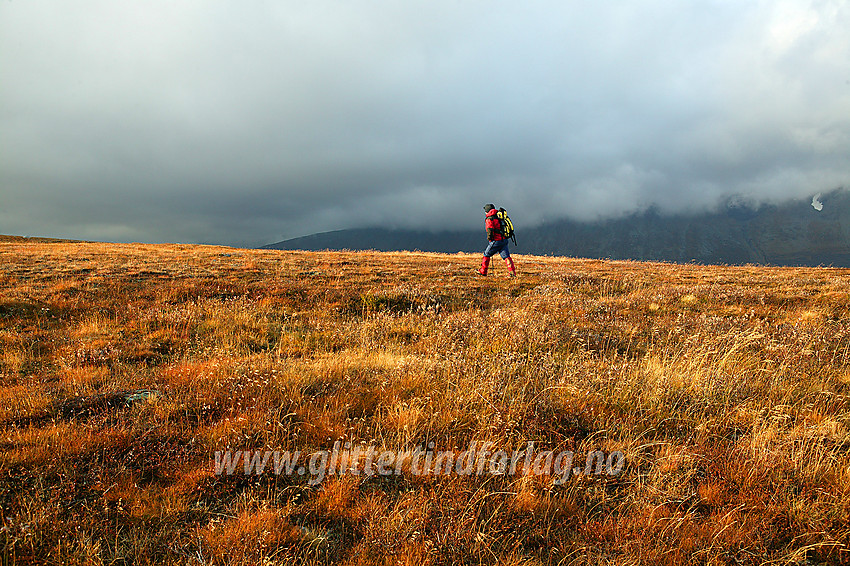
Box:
[478,204,516,277]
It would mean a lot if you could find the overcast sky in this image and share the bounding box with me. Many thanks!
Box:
[2,1,849,246]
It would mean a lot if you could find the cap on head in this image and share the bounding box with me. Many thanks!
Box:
[483,204,495,212]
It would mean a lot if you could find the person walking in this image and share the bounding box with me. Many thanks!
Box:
[478,204,516,277]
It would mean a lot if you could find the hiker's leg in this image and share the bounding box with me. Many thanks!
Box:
[500,245,516,276]
[479,256,490,275]
[480,241,498,275]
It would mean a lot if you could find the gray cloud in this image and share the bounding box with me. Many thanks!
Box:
[1,1,849,246]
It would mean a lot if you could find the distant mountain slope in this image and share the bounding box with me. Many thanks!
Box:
[0,235,83,244]
[262,189,850,267]
[263,228,482,254]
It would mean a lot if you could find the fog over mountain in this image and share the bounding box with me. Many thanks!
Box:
[265,188,850,267]
[2,2,849,247]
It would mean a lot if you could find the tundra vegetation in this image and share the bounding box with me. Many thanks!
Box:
[1,239,849,565]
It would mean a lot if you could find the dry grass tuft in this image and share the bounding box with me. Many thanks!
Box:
[202,507,302,564]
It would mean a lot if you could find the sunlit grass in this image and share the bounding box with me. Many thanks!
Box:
[1,240,849,564]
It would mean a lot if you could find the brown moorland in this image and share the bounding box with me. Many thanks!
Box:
[1,241,849,565]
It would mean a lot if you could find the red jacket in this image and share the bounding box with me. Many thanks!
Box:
[485,208,505,241]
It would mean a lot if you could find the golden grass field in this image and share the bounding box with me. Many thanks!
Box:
[1,239,849,565]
